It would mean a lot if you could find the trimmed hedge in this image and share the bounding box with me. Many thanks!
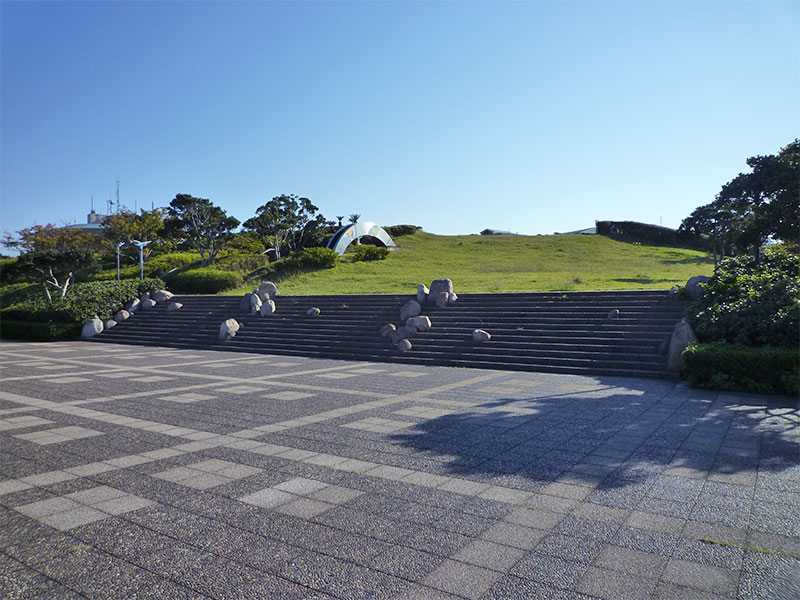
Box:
[162,269,243,294]
[285,247,338,269]
[1,279,164,324]
[0,319,81,341]
[383,224,420,237]
[350,245,389,262]
[596,220,705,249]
[683,342,799,396]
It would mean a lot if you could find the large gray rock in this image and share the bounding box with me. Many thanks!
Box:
[140,292,151,303]
[239,293,252,312]
[400,299,422,321]
[472,329,491,342]
[380,323,396,338]
[125,298,140,313]
[407,315,431,331]
[429,278,453,301]
[166,302,183,312]
[686,275,711,300]
[152,290,174,302]
[259,299,276,316]
[435,291,449,308]
[259,281,279,299]
[141,298,157,309]
[397,339,412,352]
[81,316,104,339]
[416,284,429,304]
[218,318,240,341]
[113,309,130,323]
[666,318,697,372]
[104,319,117,330]
[249,293,262,313]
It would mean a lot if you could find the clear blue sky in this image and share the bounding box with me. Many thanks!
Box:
[2,0,797,246]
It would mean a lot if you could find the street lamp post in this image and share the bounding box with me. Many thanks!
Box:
[130,240,151,281]
[116,242,126,281]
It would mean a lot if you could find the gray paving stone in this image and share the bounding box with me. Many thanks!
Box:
[578,565,657,600]
[662,558,739,596]
[423,559,503,599]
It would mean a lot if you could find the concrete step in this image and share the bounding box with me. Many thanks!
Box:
[91,290,688,379]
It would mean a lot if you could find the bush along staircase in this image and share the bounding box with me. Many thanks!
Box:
[87,287,690,379]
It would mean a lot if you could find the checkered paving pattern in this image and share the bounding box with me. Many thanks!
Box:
[1,340,797,600]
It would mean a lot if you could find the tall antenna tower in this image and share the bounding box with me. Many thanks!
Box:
[106,194,113,215]
[116,179,120,213]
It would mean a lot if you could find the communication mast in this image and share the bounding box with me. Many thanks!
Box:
[116,179,120,213]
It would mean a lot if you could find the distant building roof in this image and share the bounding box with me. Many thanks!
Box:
[61,210,108,235]
[556,226,596,235]
[480,228,517,235]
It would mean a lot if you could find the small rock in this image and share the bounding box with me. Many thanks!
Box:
[407,315,432,331]
[306,307,321,316]
[249,293,262,313]
[259,281,279,299]
[416,284,429,303]
[400,299,422,321]
[125,298,140,313]
[218,318,240,341]
[435,291,449,308]
[113,310,130,322]
[140,292,151,303]
[472,329,491,342]
[260,299,276,316]
[166,302,183,312]
[141,298,157,309]
[152,290,174,302]
[429,278,454,301]
[104,319,117,330]
[607,309,620,319]
[81,317,104,339]
[449,292,458,303]
[397,339,412,352]
[380,323,397,338]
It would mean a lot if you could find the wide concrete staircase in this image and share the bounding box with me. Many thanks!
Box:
[88,290,688,379]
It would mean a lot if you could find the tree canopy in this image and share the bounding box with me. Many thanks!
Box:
[101,208,167,262]
[163,194,239,266]
[1,224,101,300]
[242,194,327,259]
[680,139,799,262]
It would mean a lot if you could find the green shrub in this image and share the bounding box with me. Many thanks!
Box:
[0,319,81,341]
[215,254,266,274]
[350,245,389,262]
[163,269,243,294]
[688,248,799,347]
[285,247,338,269]
[89,252,198,281]
[683,342,799,396]
[0,279,164,323]
[383,224,420,237]
[0,257,25,285]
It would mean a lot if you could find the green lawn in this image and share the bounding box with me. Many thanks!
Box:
[227,232,715,295]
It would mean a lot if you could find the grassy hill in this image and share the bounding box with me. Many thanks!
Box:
[228,232,714,295]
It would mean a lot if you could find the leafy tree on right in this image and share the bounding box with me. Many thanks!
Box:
[680,139,799,263]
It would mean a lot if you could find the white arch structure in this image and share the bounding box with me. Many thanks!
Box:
[326,222,397,256]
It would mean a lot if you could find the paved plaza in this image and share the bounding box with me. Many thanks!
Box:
[0,340,798,599]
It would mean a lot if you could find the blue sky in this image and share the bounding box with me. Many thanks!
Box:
[1,0,797,246]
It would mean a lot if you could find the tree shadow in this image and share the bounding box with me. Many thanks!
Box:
[389,380,798,495]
